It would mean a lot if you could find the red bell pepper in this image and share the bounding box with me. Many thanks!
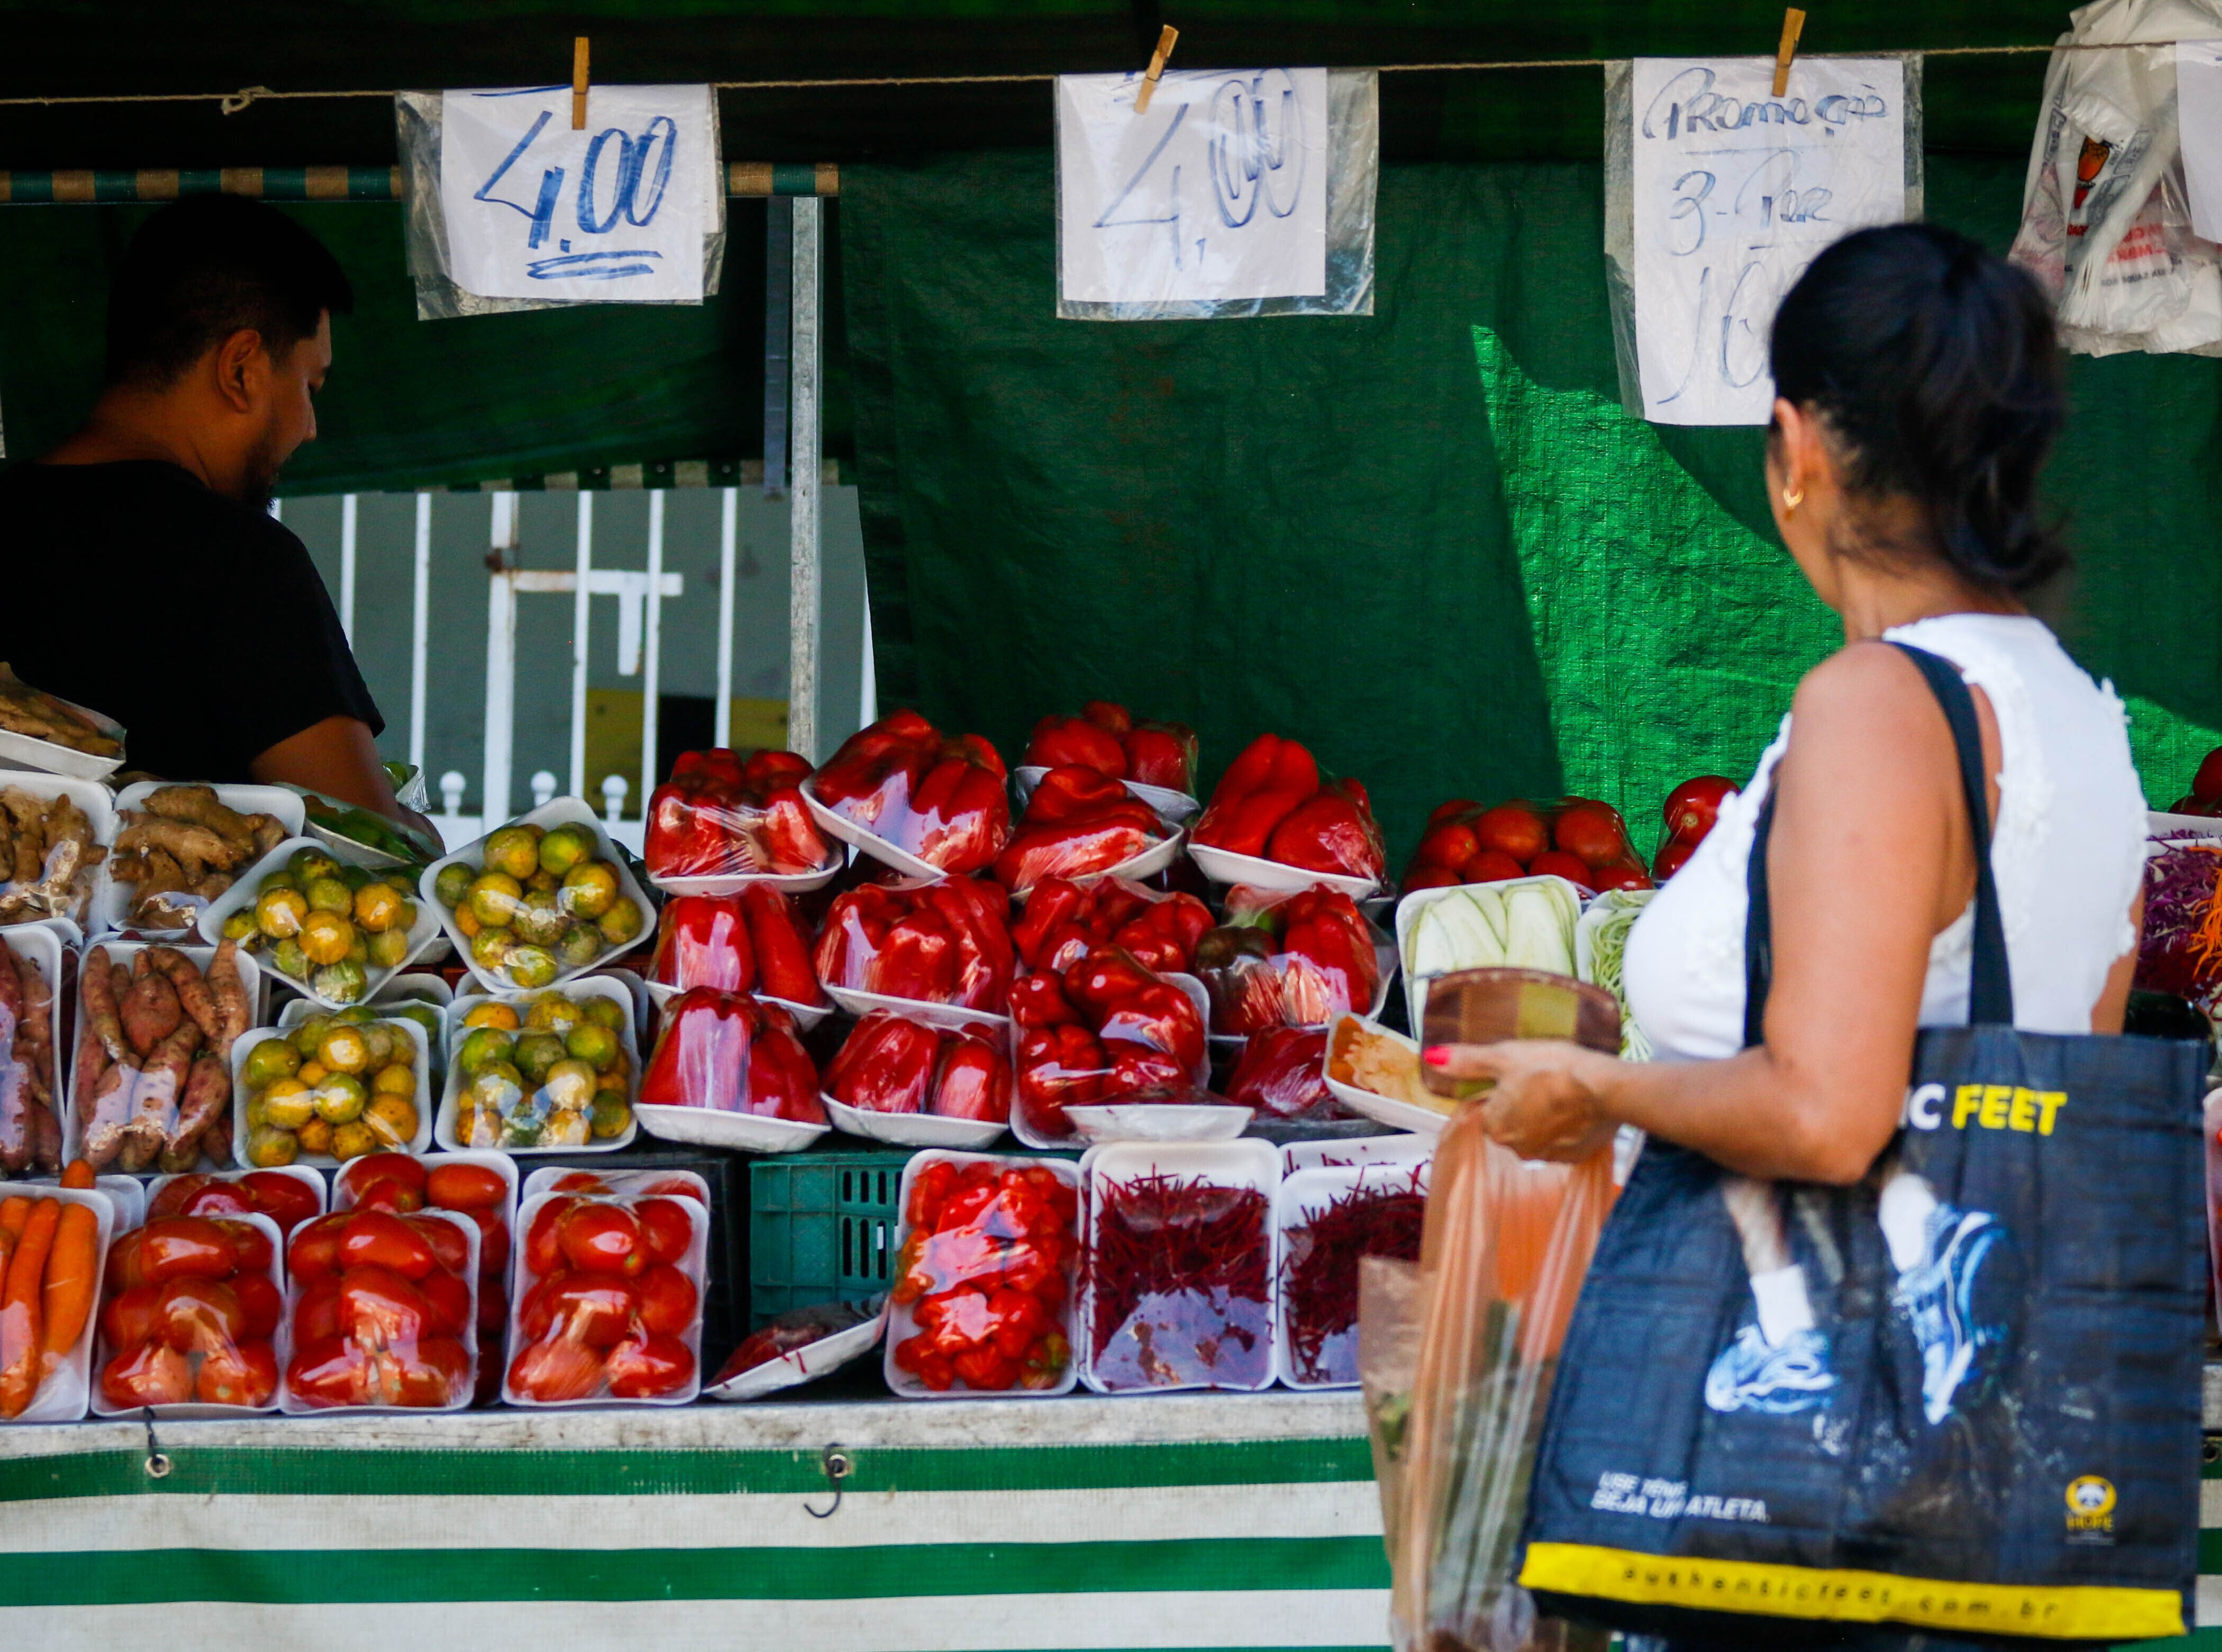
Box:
[1121,722,1197,792]
[1224,1026,1337,1120]
[1023,715,1127,778]
[645,747,831,879]
[1191,733,1319,857]
[1062,946,1156,1016]
[1008,971,1080,1028]
[825,1012,943,1115]
[814,879,1013,1010]
[992,765,1167,895]
[1096,979,1207,1075]
[649,895,755,994]
[739,883,822,1006]
[893,1154,1078,1394]
[809,709,939,830]
[1194,924,1285,1034]
[1015,1024,1106,1128]
[932,1032,1012,1122]
[1264,779,1385,881]
[639,988,825,1123]
[1011,877,1208,975]
[1276,888,1381,1024]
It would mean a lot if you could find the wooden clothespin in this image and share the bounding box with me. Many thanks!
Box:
[1772,8,1806,98]
[1134,24,1179,115]
[572,36,590,130]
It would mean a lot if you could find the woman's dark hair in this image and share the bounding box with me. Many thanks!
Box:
[1770,223,2067,594]
[105,195,353,388]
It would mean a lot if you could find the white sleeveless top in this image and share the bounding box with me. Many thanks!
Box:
[1623,614,2148,1061]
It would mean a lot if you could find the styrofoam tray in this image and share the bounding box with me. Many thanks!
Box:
[1003,827,1187,902]
[824,983,1010,1030]
[1062,1102,1252,1143]
[643,978,832,1036]
[503,1178,711,1408]
[1,920,63,1171]
[649,843,844,898]
[199,835,443,1010]
[0,692,124,781]
[420,797,656,997]
[2,1184,114,1423]
[1014,765,1199,825]
[143,1162,325,1234]
[29,1172,146,1230]
[1321,1012,1455,1139]
[66,939,262,1168]
[825,1092,1006,1149]
[436,973,640,1155]
[97,783,306,939]
[798,778,952,881]
[2150,809,2222,841]
[884,1149,1083,1400]
[1078,1137,1280,1396]
[375,972,454,1008]
[0,770,115,933]
[1394,873,1586,1032]
[1272,1160,1432,1391]
[1280,1131,1432,1175]
[231,1016,432,1167]
[279,1208,480,1416]
[635,1102,828,1154]
[1187,841,1378,901]
[92,1210,284,1419]
[703,1303,886,1402]
[1009,971,1214,1151]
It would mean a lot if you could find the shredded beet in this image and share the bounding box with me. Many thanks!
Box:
[1086,1172,1270,1390]
[1281,1173,1427,1384]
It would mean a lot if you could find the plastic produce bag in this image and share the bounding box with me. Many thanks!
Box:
[813,877,1015,1012]
[2008,0,2222,357]
[505,1177,708,1405]
[95,1212,283,1414]
[645,748,834,884]
[1377,1110,1617,1652]
[281,1207,478,1411]
[1404,798,1647,896]
[1191,734,1385,884]
[649,887,825,1007]
[887,1152,1080,1395]
[74,941,251,1175]
[1023,700,1197,796]
[993,763,1176,894]
[806,710,1012,875]
[1012,875,1213,976]
[826,1009,1011,1124]
[1195,882,1389,1034]
[0,930,59,1176]
[638,987,823,1124]
[1009,945,1211,1142]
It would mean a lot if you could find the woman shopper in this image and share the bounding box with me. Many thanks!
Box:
[1427,223,2205,1649]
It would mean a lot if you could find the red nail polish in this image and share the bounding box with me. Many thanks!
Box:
[1422,1046,1449,1067]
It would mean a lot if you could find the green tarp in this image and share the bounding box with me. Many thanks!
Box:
[843,151,2222,863]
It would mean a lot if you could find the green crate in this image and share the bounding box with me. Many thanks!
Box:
[748,1149,910,1324]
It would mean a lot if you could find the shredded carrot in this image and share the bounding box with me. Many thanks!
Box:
[2190,846,2222,978]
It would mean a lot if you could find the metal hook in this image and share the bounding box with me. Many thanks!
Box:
[141,1409,171,1480]
[802,1444,850,1519]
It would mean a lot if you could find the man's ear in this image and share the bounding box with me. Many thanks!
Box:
[210,328,266,415]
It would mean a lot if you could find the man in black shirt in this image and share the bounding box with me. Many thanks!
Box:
[0,195,434,841]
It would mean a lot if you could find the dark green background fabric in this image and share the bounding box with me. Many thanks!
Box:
[843,151,2222,863]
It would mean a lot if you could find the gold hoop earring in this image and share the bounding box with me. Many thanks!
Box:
[1781,484,1805,512]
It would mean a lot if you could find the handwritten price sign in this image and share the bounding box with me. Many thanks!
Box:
[1058,68,1327,307]
[1631,57,1906,425]
[439,84,717,303]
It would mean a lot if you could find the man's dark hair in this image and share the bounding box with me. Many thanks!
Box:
[105,195,353,388]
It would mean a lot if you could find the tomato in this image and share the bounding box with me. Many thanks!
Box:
[1528,850,1598,891]
[636,1176,707,1205]
[508,1332,608,1403]
[521,1272,636,1347]
[1404,862,1463,892]
[234,1271,284,1341]
[634,1199,693,1267]
[351,1179,424,1215]
[425,1162,508,1212]
[458,1206,510,1277]
[1414,820,1479,872]
[1460,848,1527,884]
[1427,797,1482,826]
[343,1154,428,1200]
[240,1172,322,1238]
[1553,802,1629,870]
[1662,775,1737,842]
[158,1277,245,1353]
[549,1173,607,1194]
[294,1275,343,1345]
[287,1213,350,1281]
[213,1219,275,1277]
[196,1339,278,1408]
[338,1266,435,1343]
[140,1218,238,1284]
[145,1175,211,1221]
[1589,863,1653,893]
[180,1182,256,1218]
[1653,832,1700,881]
[99,1283,160,1351]
[477,1279,509,1337]
[603,1331,695,1399]
[337,1211,437,1280]
[405,1215,470,1279]
[559,1204,643,1277]
[417,1266,474,1338]
[634,1263,698,1337]
[1471,805,1547,864]
[104,1229,146,1293]
[393,1337,471,1408]
[524,1198,577,1277]
[286,1335,373,1408]
[101,1340,193,1408]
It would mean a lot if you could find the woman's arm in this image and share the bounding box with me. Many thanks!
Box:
[250,714,443,847]
[1437,643,1993,1184]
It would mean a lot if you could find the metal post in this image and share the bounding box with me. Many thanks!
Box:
[715,487,737,749]
[640,491,666,816]
[764,198,793,498]
[339,494,358,644]
[409,493,431,774]
[483,573,515,829]
[788,195,824,763]
[569,494,593,799]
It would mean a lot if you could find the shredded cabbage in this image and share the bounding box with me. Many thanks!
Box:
[1581,888,1654,1060]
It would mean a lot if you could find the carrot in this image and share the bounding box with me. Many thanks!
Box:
[40,1202,98,1358]
[0,1198,59,1417]
[58,1160,94,1191]
[0,1195,28,1243]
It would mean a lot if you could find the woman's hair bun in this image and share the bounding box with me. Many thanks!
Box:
[1771,223,2068,594]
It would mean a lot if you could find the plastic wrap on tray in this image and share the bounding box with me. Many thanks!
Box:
[208,838,435,1008]
[813,876,1015,1012]
[444,984,639,1151]
[827,1010,1010,1124]
[649,887,825,1005]
[234,1015,429,1167]
[426,805,651,992]
[1012,875,1213,977]
[111,785,291,935]
[0,777,108,928]
[1190,734,1385,884]
[1402,795,1650,895]
[638,987,824,1124]
[2136,833,2222,1009]
[645,748,834,882]
[280,1207,478,1412]
[0,928,61,1177]
[506,1178,708,1406]
[0,1184,113,1422]
[1023,701,1197,794]
[1195,883,1385,1035]
[145,1166,324,1239]
[1224,1026,1344,1122]
[713,1300,878,1390]
[992,764,1175,894]
[1009,945,1210,1142]
[95,1212,283,1414]
[72,941,253,1175]
[807,710,1011,875]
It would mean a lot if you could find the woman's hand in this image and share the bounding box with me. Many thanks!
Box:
[1424,1039,1621,1162]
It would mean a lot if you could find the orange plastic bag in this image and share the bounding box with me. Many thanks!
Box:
[1367,1108,1618,1652]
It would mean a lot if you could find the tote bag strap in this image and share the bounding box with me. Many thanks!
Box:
[1743,641,2014,1047]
